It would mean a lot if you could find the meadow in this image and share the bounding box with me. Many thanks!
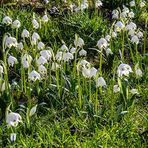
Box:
[0,0,148,147]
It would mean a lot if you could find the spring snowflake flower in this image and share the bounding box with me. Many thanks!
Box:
[32,19,39,29]
[31,32,40,45]
[80,59,90,67]
[111,31,117,38]
[29,105,37,116]
[135,68,143,78]
[36,56,47,65]
[42,15,49,23]
[5,36,17,49]
[115,21,125,32]
[74,37,84,48]
[128,29,135,36]
[97,38,108,49]
[140,1,145,8]
[113,85,120,93]
[21,29,30,38]
[0,65,4,75]
[22,54,32,68]
[63,52,74,62]
[10,133,17,143]
[105,48,113,56]
[28,70,41,81]
[95,0,103,8]
[70,47,76,54]
[8,56,18,67]
[79,49,87,56]
[117,63,133,78]
[112,10,119,19]
[122,6,129,14]
[128,11,135,18]
[6,112,22,127]
[44,0,49,4]
[137,31,143,38]
[96,77,106,87]
[130,0,136,7]
[131,89,139,95]
[17,42,24,50]
[56,51,63,61]
[40,50,52,60]
[131,35,139,44]
[38,65,47,75]
[51,62,60,71]
[38,41,45,50]
[82,67,97,78]
[12,20,21,29]
[105,35,111,42]
[126,22,137,31]
[60,44,69,51]
[2,16,12,25]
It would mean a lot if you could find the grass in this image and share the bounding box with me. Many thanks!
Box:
[0,0,148,147]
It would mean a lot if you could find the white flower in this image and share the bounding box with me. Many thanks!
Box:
[111,31,117,38]
[6,112,22,127]
[56,51,63,61]
[21,29,30,38]
[79,49,87,56]
[122,6,129,14]
[60,44,69,51]
[17,42,24,50]
[126,22,137,31]
[112,10,119,19]
[42,15,48,23]
[70,47,76,54]
[117,63,133,78]
[5,36,17,49]
[131,35,139,44]
[32,19,39,29]
[22,54,32,68]
[97,38,108,49]
[113,85,120,93]
[36,56,47,65]
[44,0,49,4]
[128,11,135,18]
[121,11,127,18]
[0,65,4,75]
[128,29,135,36]
[2,16,12,25]
[29,105,37,116]
[82,67,97,78]
[95,0,103,8]
[74,37,84,48]
[96,77,106,87]
[130,1,136,7]
[40,50,52,60]
[51,62,60,71]
[115,21,125,32]
[105,48,113,56]
[137,31,143,38]
[10,133,16,142]
[140,1,145,8]
[28,70,41,81]
[12,20,21,29]
[31,32,40,45]
[105,35,111,42]
[131,89,139,95]
[38,41,45,50]
[135,68,143,78]
[80,59,90,67]
[8,56,18,67]
[63,52,74,62]
[38,65,47,74]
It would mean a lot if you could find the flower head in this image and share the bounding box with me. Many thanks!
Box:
[12,20,21,29]
[8,56,18,67]
[97,38,108,49]
[6,112,22,127]
[21,29,30,38]
[5,36,17,49]
[36,56,47,65]
[2,16,12,25]
[32,19,39,29]
[96,77,106,87]
[28,70,41,81]
[79,49,87,56]
[0,65,4,75]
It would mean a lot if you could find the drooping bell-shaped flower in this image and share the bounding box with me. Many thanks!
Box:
[96,77,106,87]
[8,56,18,67]
[28,70,41,81]
[2,16,12,25]
[21,29,30,38]
[97,38,108,49]
[12,20,21,29]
